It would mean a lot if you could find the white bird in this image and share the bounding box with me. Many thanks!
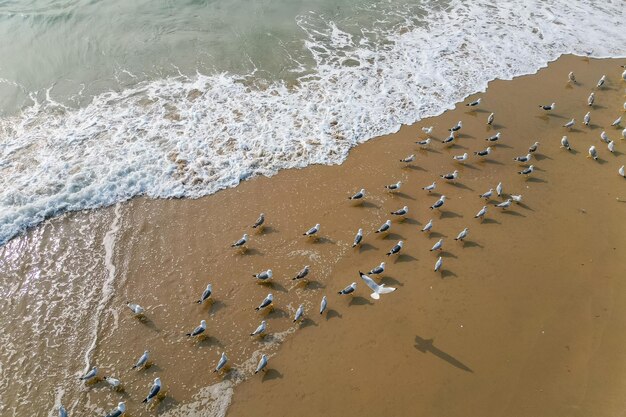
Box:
[528,141,540,153]
[513,153,532,163]
[510,194,523,203]
[142,378,161,403]
[466,98,481,107]
[421,219,433,233]
[487,112,494,125]
[352,229,363,248]
[422,181,436,192]
[400,154,415,163]
[597,75,606,88]
[539,102,555,111]
[375,220,391,234]
[588,145,598,160]
[293,265,310,281]
[250,320,267,336]
[612,116,622,127]
[368,262,386,275]
[320,296,328,315]
[623,69,626,81]
[430,195,446,210]
[231,234,248,248]
[386,240,403,256]
[421,126,433,134]
[563,118,575,129]
[485,132,501,142]
[449,121,462,132]
[359,272,396,300]
[303,224,320,236]
[349,188,365,200]
[455,228,468,241]
[475,206,488,219]
[255,355,268,374]
[104,402,126,417]
[588,92,595,106]
[104,376,121,388]
[441,170,459,181]
[479,188,493,200]
[430,239,443,251]
[253,269,273,281]
[186,320,207,337]
[453,152,468,162]
[583,112,591,126]
[568,71,576,83]
[623,128,626,139]
[132,350,149,370]
[214,352,228,373]
[252,213,265,229]
[619,165,625,177]
[127,302,144,316]
[496,182,503,197]
[338,282,357,295]
[434,256,443,272]
[255,294,273,311]
[391,206,408,216]
[79,367,98,381]
[561,136,571,150]
[442,133,455,145]
[416,138,431,147]
[608,140,615,153]
[294,304,304,323]
[384,181,402,191]
[518,165,535,176]
[496,199,513,209]
[474,147,492,158]
[600,131,610,143]
[197,284,212,304]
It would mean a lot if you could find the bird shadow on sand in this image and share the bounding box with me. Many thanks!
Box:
[481,218,500,225]
[349,296,373,306]
[381,276,404,287]
[404,165,427,172]
[208,300,228,315]
[197,336,224,349]
[462,240,483,249]
[488,123,504,130]
[612,151,624,157]
[414,335,473,373]
[448,182,474,191]
[459,163,479,171]
[595,158,609,165]
[157,396,180,413]
[265,307,289,320]
[501,210,525,217]
[359,201,381,209]
[493,143,513,149]
[241,248,263,256]
[302,280,326,290]
[358,243,377,253]
[299,318,318,329]
[391,192,416,200]
[447,144,469,150]
[383,232,405,240]
[137,316,160,332]
[481,159,504,166]
[440,251,457,259]
[440,210,463,219]
[143,363,163,374]
[262,369,283,382]
[394,254,417,264]
[526,177,547,183]
[514,202,533,211]
[325,309,342,320]
[311,236,335,245]
[428,231,447,239]
[260,226,279,235]
[421,148,442,154]
[533,153,552,161]
[259,281,288,293]
[402,218,420,225]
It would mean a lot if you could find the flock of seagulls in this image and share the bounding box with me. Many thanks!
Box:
[60,64,626,417]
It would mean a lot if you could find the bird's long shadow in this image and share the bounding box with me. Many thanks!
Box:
[482,159,504,166]
[349,296,373,306]
[138,317,160,332]
[383,232,405,240]
[447,144,468,150]
[242,248,263,256]
[266,307,289,320]
[533,153,552,161]
[299,318,318,329]
[515,202,534,211]
[403,218,420,225]
[358,243,377,253]
[392,192,416,200]
[440,251,457,259]
[157,395,180,413]
[428,232,446,239]
[462,240,483,249]
[209,300,228,315]
[494,143,513,149]
[460,163,480,171]
[197,336,223,349]
[526,177,547,183]
[260,281,288,293]
[143,363,163,374]
[360,201,380,209]
[311,236,335,244]
[262,368,283,382]
[404,165,427,172]
[501,210,525,217]
[440,210,463,219]
[414,335,473,373]
[482,218,500,225]
[325,309,342,320]
[261,226,279,235]
[422,148,442,154]
[448,182,474,191]
[381,276,404,287]
[596,158,609,165]
[303,280,326,290]
[395,254,417,264]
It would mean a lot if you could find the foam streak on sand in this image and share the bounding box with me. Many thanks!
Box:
[0,0,625,245]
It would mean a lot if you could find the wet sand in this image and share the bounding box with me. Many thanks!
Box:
[1,55,626,417]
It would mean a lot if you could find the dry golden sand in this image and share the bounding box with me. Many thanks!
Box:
[2,55,626,417]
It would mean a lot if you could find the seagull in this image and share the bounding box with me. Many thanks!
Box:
[513,153,532,163]
[127,302,144,316]
[250,320,267,336]
[430,195,446,210]
[510,194,523,203]
[583,112,591,126]
[528,141,540,153]
[255,294,273,311]
[104,376,121,388]
[303,224,320,236]
[59,406,68,417]
[186,320,207,337]
[623,128,626,139]
[368,262,386,275]
[359,272,396,299]
[293,265,310,281]
[608,140,615,153]
[442,133,455,145]
[568,71,576,83]
[255,355,268,374]
[197,284,212,304]
[474,206,488,219]
[434,256,443,272]
[375,220,391,233]
[619,165,625,177]
[352,229,363,248]
[479,188,493,200]
[349,189,365,200]
[539,102,555,111]
[466,98,481,107]
[449,121,462,132]
[384,181,402,191]
[623,69,626,80]
[487,113,494,125]
[518,165,535,176]
[421,126,433,134]
[338,282,357,295]
[496,182,503,197]
[453,152,468,162]
[231,234,248,248]
[430,239,443,251]
[600,131,610,143]
[454,228,468,241]
[440,170,459,181]
[422,181,436,192]
[214,352,228,373]
[253,269,273,281]
[597,75,606,88]
[400,154,415,163]
[293,304,304,322]
[416,138,431,147]
[252,213,265,229]
[132,350,149,370]
[495,199,513,209]
[104,402,126,417]
[474,147,492,158]
[320,296,328,314]
[421,219,433,233]
[79,367,98,381]
[588,145,598,160]
[391,206,408,217]
[386,240,403,256]
[142,378,161,403]
[485,132,501,142]
[563,118,575,129]
[611,116,622,127]
[561,136,571,150]
[588,92,595,106]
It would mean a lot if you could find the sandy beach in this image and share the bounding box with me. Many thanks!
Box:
[1,55,626,417]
